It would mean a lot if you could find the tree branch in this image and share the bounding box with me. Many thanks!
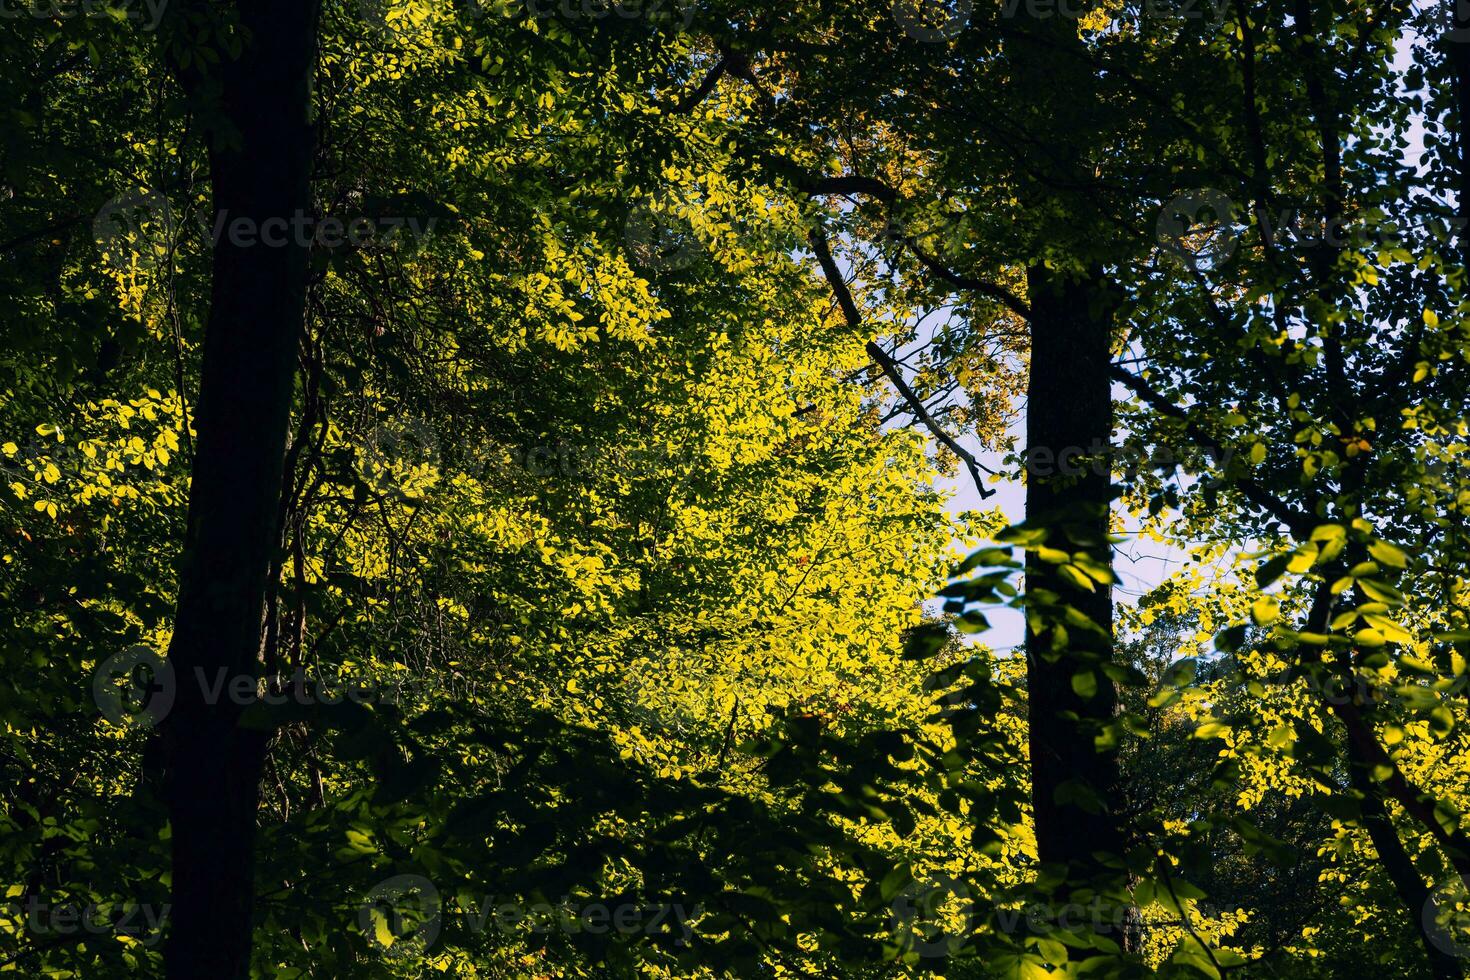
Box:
[809,227,996,499]
[1110,365,1313,536]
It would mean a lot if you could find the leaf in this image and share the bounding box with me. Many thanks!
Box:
[1256,554,1291,588]
[1367,540,1409,569]
[1361,614,1412,644]
[1357,579,1406,606]
[1057,564,1096,592]
[1071,670,1098,698]
[1251,597,1280,626]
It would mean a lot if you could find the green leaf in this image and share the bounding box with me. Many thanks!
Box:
[1071,670,1098,698]
[1368,540,1409,569]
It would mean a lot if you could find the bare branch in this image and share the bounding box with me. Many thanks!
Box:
[809,227,997,499]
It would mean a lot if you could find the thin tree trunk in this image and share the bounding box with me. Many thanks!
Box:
[1023,265,1130,910]
[161,2,321,976]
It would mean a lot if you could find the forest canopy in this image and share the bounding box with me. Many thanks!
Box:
[3,0,1470,977]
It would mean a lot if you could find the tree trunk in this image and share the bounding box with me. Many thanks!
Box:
[1023,265,1130,907]
[161,2,321,976]
[1347,740,1465,980]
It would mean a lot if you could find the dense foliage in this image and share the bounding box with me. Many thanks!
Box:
[2,0,1469,977]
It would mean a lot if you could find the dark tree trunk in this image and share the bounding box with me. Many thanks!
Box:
[161,2,321,976]
[1023,265,1129,904]
[1347,740,1464,980]
[1452,0,1470,271]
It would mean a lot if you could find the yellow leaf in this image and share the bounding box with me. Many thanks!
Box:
[1251,597,1280,626]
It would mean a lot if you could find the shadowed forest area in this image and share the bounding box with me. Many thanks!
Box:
[4,0,1470,976]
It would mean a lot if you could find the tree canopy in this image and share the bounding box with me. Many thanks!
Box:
[3,0,1470,977]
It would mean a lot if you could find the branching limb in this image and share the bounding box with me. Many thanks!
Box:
[810,227,997,499]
